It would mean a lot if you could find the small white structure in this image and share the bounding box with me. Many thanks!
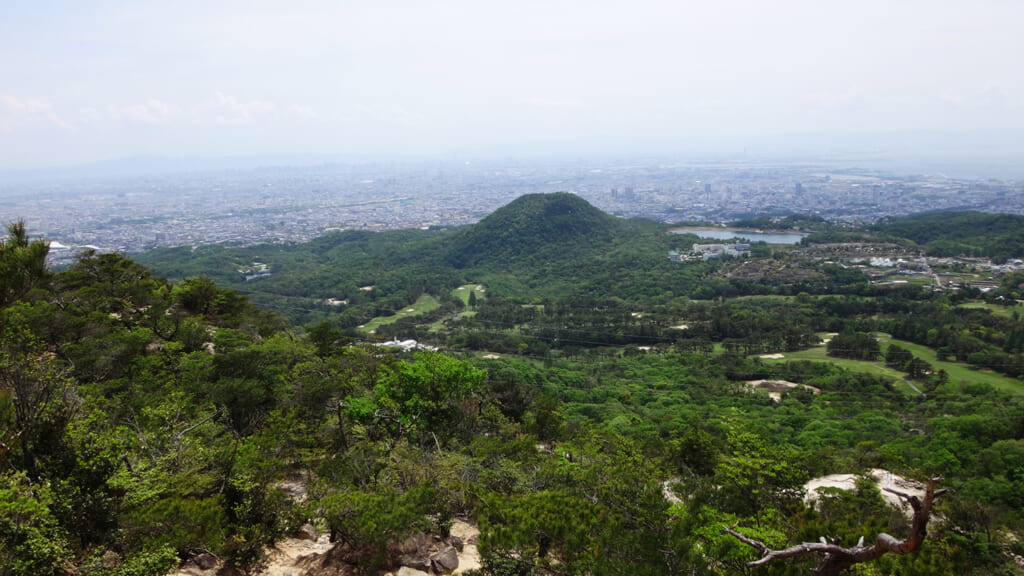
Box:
[375,338,437,352]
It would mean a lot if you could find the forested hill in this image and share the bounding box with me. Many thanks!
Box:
[444,192,626,268]
[804,211,1024,260]
[134,199,1024,329]
[135,193,705,325]
[871,211,1024,260]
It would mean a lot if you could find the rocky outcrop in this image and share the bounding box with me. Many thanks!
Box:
[397,555,432,572]
[169,519,482,576]
[448,536,463,553]
[295,524,318,541]
[429,546,459,573]
[193,553,218,571]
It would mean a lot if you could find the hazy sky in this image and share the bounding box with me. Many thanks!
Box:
[1,0,1022,170]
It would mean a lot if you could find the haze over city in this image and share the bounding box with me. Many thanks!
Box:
[2,0,1023,176]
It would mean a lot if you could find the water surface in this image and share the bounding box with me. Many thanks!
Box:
[672,228,807,244]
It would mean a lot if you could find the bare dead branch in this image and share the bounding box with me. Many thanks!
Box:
[723,477,948,576]
[172,407,223,443]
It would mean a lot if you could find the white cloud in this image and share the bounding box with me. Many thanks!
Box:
[289,104,318,120]
[79,106,102,124]
[197,92,277,124]
[107,99,179,124]
[0,93,74,132]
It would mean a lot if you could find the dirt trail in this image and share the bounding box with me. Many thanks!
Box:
[172,519,481,576]
[449,519,482,574]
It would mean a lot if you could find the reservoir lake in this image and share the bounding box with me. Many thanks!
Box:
[671,228,808,244]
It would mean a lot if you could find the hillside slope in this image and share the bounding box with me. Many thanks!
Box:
[444,192,621,268]
[873,211,1024,259]
[135,193,709,324]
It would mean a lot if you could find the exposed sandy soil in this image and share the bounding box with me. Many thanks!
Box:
[265,536,336,576]
[449,520,481,574]
[804,468,926,515]
[746,379,820,402]
[661,480,682,505]
[171,520,482,576]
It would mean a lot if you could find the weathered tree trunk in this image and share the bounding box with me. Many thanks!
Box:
[723,477,949,576]
[329,399,348,450]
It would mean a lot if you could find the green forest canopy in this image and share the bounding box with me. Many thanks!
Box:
[3,202,1024,575]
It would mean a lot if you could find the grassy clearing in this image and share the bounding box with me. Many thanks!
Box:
[427,310,476,332]
[417,285,485,332]
[426,317,447,332]
[734,295,795,303]
[759,332,1022,395]
[761,345,907,381]
[452,283,485,306]
[958,301,1022,319]
[758,334,916,396]
[359,294,440,332]
[885,337,1024,394]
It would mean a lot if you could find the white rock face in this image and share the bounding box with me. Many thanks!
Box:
[804,468,926,516]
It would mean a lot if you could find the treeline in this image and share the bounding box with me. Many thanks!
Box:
[408,286,1023,381]
[872,211,1024,261]
[797,211,1024,262]
[730,213,832,231]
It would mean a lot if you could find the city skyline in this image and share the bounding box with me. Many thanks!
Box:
[4,158,1022,264]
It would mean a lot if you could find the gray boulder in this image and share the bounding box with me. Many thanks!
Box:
[430,546,459,573]
[194,552,218,570]
[399,554,432,572]
[295,523,318,541]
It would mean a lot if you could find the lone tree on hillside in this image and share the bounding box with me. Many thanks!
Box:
[723,477,949,576]
[0,220,50,308]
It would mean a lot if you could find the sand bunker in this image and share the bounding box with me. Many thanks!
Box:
[746,379,820,402]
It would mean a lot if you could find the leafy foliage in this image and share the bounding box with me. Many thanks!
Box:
[873,211,1024,261]
[1,212,1023,576]
[0,220,50,309]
